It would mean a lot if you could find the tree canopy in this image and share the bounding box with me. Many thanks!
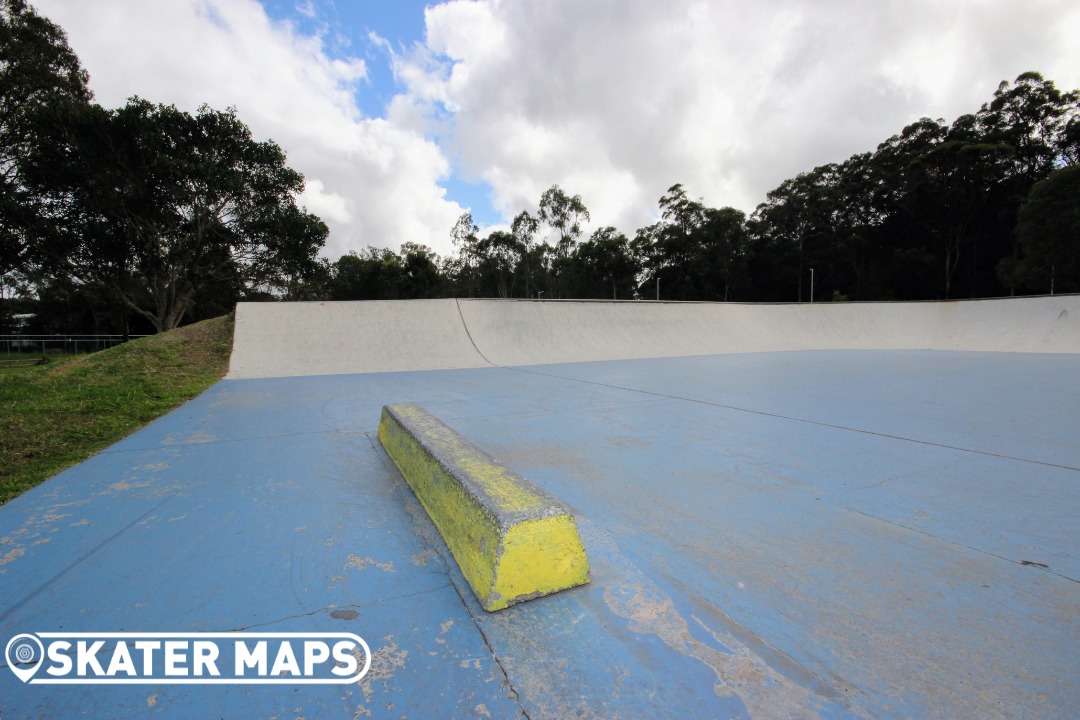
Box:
[1,2,326,333]
[1010,165,1080,294]
[3,3,1077,335]
[1,0,91,276]
[21,99,327,331]
[319,71,1073,307]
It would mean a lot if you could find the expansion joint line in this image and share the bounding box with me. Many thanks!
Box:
[0,494,178,626]
[505,366,1080,475]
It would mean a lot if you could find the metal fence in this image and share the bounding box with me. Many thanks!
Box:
[1,334,150,358]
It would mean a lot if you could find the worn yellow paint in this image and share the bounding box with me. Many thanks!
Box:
[453,452,549,513]
[493,515,590,605]
[378,403,590,612]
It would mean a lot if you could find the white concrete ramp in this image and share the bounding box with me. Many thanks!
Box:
[228,299,489,379]
[460,296,1080,365]
[228,295,1080,379]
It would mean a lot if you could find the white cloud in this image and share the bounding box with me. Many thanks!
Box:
[397,0,1080,236]
[300,178,351,224]
[33,0,465,257]
[27,0,1080,258]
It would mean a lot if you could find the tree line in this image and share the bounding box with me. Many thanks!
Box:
[320,71,1078,305]
[2,0,1078,337]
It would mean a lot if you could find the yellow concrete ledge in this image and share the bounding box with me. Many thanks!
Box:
[378,403,590,611]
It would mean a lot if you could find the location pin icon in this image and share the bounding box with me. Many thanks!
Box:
[6,634,44,683]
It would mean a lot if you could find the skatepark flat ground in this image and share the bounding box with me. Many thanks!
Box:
[1,299,1078,718]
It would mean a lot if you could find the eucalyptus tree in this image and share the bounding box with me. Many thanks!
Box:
[976,72,1080,294]
[1006,165,1080,294]
[399,242,443,299]
[511,210,540,297]
[977,72,1078,183]
[450,211,479,297]
[653,184,707,299]
[538,184,590,258]
[568,226,639,300]
[697,207,747,301]
[750,167,846,301]
[474,230,521,298]
[537,184,589,297]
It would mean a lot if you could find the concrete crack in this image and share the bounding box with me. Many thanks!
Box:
[826,499,1080,584]
[368,427,530,719]
[447,578,532,720]
[226,584,455,632]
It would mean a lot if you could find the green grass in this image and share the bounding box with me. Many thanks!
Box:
[0,353,80,371]
[0,315,234,504]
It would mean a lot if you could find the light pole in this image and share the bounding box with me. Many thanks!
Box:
[656,277,660,301]
[810,268,814,303]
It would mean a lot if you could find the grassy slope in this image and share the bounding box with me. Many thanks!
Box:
[0,315,234,504]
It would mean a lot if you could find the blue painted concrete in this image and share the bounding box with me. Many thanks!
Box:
[1,350,1078,718]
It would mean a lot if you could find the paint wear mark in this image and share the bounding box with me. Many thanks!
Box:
[345,554,395,573]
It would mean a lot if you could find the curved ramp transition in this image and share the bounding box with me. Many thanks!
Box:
[228,295,1080,379]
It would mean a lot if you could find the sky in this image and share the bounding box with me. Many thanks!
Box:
[30,0,1080,259]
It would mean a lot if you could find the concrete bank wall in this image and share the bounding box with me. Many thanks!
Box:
[228,295,1080,379]
[227,299,489,379]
